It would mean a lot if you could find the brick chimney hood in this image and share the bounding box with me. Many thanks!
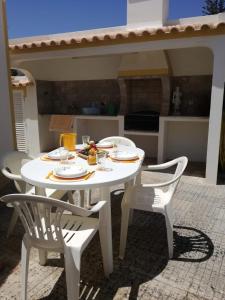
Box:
[127,0,169,28]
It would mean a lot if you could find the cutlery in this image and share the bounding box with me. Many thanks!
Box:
[85,171,95,180]
[45,171,53,179]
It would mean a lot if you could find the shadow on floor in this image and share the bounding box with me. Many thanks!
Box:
[173,225,214,262]
[0,185,214,299]
[0,182,22,287]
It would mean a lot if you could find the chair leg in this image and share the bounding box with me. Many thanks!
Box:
[164,213,174,259]
[7,209,18,238]
[119,181,134,259]
[119,204,130,260]
[64,247,81,300]
[124,181,135,225]
[38,249,47,266]
[68,191,74,204]
[85,190,92,208]
[128,209,134,225]
[21,238,30,300]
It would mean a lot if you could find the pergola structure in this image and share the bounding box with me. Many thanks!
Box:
[1,0,225,184]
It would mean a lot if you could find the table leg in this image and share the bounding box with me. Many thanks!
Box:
[80,190,85,207]
[125,181,135,225]
[99,187,113,276]
[119,180,134,259]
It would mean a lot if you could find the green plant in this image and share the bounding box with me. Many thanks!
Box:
[202,0,225,15]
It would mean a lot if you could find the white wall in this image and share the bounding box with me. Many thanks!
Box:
[38,115,56,152]
[0,0,14,167]
[166,122,209,162]
[167,12,225,26]
[18,47,213,81]
[167,47,213,76]
[20,55,121,81]
[24,85,41,156]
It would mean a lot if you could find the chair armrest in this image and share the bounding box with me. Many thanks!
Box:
[59,200,106,217]
[141,175,180,189]
[1,168,23,181]
[147,161,174,171]
[89,201,106,214]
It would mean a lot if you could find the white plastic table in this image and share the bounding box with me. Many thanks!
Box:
[21,145,145,274]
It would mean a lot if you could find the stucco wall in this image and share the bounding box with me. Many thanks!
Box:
[166,121,209,162]
[168,48,213,76]
[19,47,213,81]
[20,56,121,81]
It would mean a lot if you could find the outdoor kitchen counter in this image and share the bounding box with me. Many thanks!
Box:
[73,115,124,143]
[158,116,209,163]
[39,114,209,163]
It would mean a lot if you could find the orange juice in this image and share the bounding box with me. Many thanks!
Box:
[60,133,76,151]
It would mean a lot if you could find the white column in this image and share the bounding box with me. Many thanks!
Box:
[206,48,225,184]
[0,0,15,165]
[158,117,166,163]
[24,84,41,156]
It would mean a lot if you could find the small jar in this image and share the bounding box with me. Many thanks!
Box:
[88,154,96,165]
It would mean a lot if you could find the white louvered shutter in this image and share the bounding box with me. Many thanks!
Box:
[12,90,28,152]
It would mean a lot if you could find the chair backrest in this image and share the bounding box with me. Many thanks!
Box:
[1,194,93,250]
[168,156,188,196]
[99,136,136,148]
[1,151,32,193]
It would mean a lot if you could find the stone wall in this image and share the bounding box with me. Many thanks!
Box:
[36,75,212,116]
[37,79,121,115]
[126,78,162,113]
[171,75,212,116]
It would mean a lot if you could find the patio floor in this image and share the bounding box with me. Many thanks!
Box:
[0,171,225,299]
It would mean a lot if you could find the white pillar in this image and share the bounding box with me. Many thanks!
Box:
[24,84,41,156]
[0,0,15,165]
[206,48,225,184]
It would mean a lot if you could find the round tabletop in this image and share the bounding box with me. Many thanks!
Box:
[21,146,145,190]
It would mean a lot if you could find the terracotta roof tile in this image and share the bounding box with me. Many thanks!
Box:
[9,22,225,53]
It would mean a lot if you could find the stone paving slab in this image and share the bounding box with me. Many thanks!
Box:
[0,172,225,299]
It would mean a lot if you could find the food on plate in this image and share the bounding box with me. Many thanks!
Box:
[79,141,105,157]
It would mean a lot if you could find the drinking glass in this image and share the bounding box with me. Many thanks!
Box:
[59,147,69,165]
[82,135,90,147]
[96,151,107,170]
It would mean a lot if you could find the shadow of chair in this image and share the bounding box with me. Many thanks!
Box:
[173,225,214,262]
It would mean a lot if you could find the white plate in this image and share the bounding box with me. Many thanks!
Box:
[96,142,113,148]
[47,148,74,160]
[54,165,87,178]
[110,150,138,161]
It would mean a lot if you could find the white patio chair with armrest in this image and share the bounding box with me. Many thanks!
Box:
[99,136,136,148]
[1,151,66,237]
[1,194,109,300]
[119,156,188,259]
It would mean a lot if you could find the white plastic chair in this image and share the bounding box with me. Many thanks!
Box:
[1,151,66,237]
[1,194,110,300]
[119,156,188,259]
[99,136,136,148]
